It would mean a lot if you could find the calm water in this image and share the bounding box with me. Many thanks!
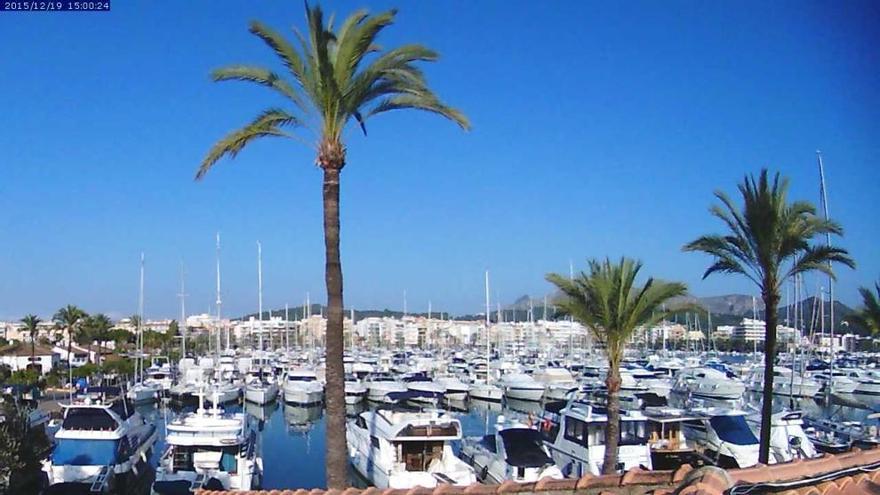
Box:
[128,390,880,491]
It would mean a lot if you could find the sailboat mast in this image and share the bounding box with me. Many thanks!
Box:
[138,252,145,382]
[817,151,835,386]
[215,232,223,353]
[257,241,264,353]
[485,270,491,384]
[178,262,187,359]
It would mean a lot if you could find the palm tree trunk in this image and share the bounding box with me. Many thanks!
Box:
[322,167,348,489]
[31,336,36,373]
[602,361,621,474]
[758,288,780,465]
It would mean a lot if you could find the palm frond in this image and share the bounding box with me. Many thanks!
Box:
[212,65,308,113]
[196,108,299,180]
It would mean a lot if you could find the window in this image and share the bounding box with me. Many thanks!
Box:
[564,417,586,445]
[588,424,605,446]
[619,421,648,446]
[370,435,381,450]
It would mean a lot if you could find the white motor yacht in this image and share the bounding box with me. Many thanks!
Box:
[745,410,818,463]
[460,417,562,483]
[435,375,469,401]
[542,401,651,476]
[152,393,262,493]
[42,388,157,492]
[681,407,759,469]
[347,409,476,488]
[364,372,408,403]
[403,373,445,404]
[533,367,578,401]
[810,370,858,394]
[671,367,745,401]
[499,373,545,402]
[344,374,367,405]
[469,381,503,402]
[244,370,279,405]
[844,369,880,395]
[745,367,821,398]
[282,369,324,405]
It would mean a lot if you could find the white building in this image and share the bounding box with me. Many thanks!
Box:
[732,318,799,343]
[0,343,60,375]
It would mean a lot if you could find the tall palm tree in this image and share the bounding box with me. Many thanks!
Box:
[851,281,880,335]
[194,4,468,487]
[547,258,686,473]
[683,169,854,464]
[53,305,87,388]
[20,315,41,373]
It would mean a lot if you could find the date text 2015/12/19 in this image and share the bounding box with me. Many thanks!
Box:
[1,1,110,11]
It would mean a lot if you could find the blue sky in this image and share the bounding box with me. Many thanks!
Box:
[0,1,878,320]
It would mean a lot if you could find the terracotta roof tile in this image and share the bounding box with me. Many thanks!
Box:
[672,464,694,482]
[620,466,673,486]
[531,477,577,491]
[573,474,596,489]
[462,483,498,495]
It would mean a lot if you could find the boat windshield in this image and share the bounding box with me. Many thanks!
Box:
[499,429,552,467]
[287,376,316,382]
[52,438,120,466]
[710,416,758,445]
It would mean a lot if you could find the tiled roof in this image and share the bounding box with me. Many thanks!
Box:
[198,447,880,495]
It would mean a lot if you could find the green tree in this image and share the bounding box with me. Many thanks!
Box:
[683,169,854,464]
[194,4,468,486]
[547,258,686,473]
[851,282,880,335]
[52,305,87,388]
[85,314,113,363]
[19,315,40,373]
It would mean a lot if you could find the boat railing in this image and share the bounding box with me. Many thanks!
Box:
[89,465,112,493]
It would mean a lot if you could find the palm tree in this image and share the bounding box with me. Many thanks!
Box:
[20,315,41,372]
[194,4,468,487]
[53,305,87,388]
[87,314,113,364]
[851,282,880,335]
[547,258,686,473]
[683,169,854,464]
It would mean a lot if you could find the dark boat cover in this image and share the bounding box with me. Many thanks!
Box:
[499,428,553,468]
[710,415,758,445]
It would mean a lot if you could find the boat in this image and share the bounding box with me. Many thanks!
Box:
[282,368,324,405]
[152,393,262,493]
[681,407,759,468]
[460,416,563,483]
[402,373,445,404]
[745,367,821,398]
[499,373,545,402]
[244,372,279,405]
[532,367,578,401]
[42,387,157,493]
[810,370,858,394]
[745,410,818,463]
[803,413,880,449]
[642,407,700,470]
[435,375,469,401]
[469,380,503,402]
[126,382,160,404]
[671,367,745,401]
[365,372,408,403]
[541,400,650,476]
[344,374,367,405]
[347,408,476,488]
[844,369,880,395]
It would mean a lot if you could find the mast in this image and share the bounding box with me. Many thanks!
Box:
[178,262,187,359]
[257,241,264,353]
[215,232,223,353]
[817,150,835,388]
[485,270,491,384]
[138,252,145,383]
[284,303,289,351]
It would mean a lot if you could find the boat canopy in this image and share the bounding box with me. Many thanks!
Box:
[710,416,758,446]
[499,428,552,468]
